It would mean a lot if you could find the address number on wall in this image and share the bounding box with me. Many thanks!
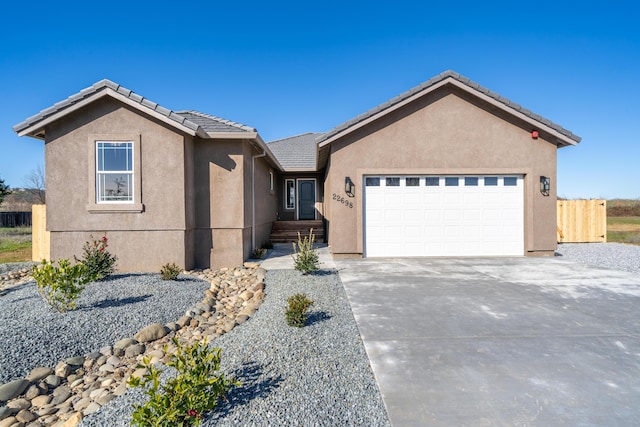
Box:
[332,193,353,208]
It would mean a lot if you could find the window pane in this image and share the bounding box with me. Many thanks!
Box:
[425,177,439,186]
[406,177,420,186]
[365,177,380,186]
[504,177,518,186]
[286,180,295,209]
[445,177,459,186]
[386,177,400,186]
[484,177,498,186]
[465,177,479,186]
[97,173,132,202]
[97,142,132,172]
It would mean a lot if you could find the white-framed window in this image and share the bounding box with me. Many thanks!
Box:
[285,179,295,210]
[87,134,142,213]
[96,141,133,203]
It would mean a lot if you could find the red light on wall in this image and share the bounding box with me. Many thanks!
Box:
[531,130,539,139]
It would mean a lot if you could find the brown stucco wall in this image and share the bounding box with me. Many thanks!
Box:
[44,97,190,271]
[324,86,558,256]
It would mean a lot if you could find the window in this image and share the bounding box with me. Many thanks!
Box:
[96,141,133,203]
[285,179,295,210]
[406,177,420,187]
[365,177,380,186]
[484,177,498,186]
[465,177,479,186]
[425,177,439,186]
[386,177,400,186]
[445,177,459,186]
[504,177,518,186]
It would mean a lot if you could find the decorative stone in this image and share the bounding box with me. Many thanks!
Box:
[134,323,167,343]
[0,406,17,420]
[236,315,249,324]
[239,290,254,301]
[83,402,101,415]
[73,398,91,412]
[15,409,36,423]
[125,344,145,358]
[45,375,61,387]
[0,416,16,427]
[61,412,82,427]
[113,338,137,350]
[37,406,58,416]
[51,386,71,405]
[243,261,260,269]
[24,384,42,399]
[99,346,113,357]
[176,316,191,328]
[222,320,237,333]
[65,356,85,367]
[54,362,71,378]
[112,382,127,396]
[0,379,29,402]
[31,394,51,407]
[96,393,115,406]
[95,356,107,367]
[98,364,114,373]
[6,399,30,411]
[131,368,148,380]
[106,356,121,367]
[113,347,125,357]
[26,367,54,383]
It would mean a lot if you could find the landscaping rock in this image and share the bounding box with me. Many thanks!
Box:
[65,357,84,367]
[124,344,145,358]
[6,399,30,411]
[0,406,17,420]
[26,368,53,384]
[50,386,71,406]
[134,323,167,343]
[113,338,137,350]
[0,379,29,402]
[16,408,36,423]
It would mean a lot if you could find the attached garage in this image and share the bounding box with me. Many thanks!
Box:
[364,175,524,257]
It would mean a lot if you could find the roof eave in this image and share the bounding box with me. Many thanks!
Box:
[15,88,202,139]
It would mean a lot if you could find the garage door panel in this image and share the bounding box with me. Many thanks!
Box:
[365,175,523,257]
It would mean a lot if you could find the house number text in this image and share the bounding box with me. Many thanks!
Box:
[332,193,353,208]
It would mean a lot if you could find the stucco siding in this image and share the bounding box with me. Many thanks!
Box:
[325,88,558,255]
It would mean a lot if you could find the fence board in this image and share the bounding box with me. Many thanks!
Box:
[32,204,50,261]
[557,200,607,243]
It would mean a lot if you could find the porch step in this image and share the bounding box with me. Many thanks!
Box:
[270,220,325,243]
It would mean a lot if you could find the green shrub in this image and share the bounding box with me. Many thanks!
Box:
[32,259,91,312]
[291,229,319,274]
[251,248,267,259]
[286,293,314,327]
[160,263,182,280]
[75,235,117,281]
[128,338,240,427]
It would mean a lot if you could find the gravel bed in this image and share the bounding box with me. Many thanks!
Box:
[0,261,36,275]
[80,269,391,427]
[556,243,640,275]
[0,274,209,384]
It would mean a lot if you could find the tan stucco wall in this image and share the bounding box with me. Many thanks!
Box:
[325,86,558,256]
[44,98,190,271]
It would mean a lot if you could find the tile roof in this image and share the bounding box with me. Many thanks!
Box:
[267,132,322,171]
[13,80,255,137]
[316,70,582,146]
[174,110,256,133]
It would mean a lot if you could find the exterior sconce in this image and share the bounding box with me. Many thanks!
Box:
[540,176,550,196]
[345,176,355,197]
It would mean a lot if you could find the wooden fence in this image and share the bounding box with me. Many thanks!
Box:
[557,200,607,243]
[32,204,50,261]
[0,211,32,227]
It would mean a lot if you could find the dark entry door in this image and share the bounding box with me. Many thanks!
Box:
[298,180,316,220]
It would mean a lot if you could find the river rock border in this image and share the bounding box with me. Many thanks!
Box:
[0,262,266,427]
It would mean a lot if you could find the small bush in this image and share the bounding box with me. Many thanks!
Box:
[251,248,267,259]
[32,259,91,312]
[160,263,181,280]
[128,338,240,427]
[291,229,319,274]
[286,293,314,327]
[262,240,274,250]
[75,234,117,281]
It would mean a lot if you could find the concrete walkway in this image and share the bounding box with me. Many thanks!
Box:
[259,243,336,271]
[336,256,640,426]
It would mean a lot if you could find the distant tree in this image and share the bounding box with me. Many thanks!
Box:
[0,178,11,206]
[24,165,46,204]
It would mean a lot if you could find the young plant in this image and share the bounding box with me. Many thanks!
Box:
[32,259,91,312]
[128,338,240,427]
[291,229,319,274]
[75,234,117,281]
[160,262,181,280]
[251,248,267,259]
[286,293,314,327]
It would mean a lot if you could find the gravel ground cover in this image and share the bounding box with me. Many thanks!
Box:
[556,242,640,275]
[0,261,35,275]
[80,269,391,427]
[0,273,209,384]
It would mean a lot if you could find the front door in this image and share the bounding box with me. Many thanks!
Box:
[298,180,316,220]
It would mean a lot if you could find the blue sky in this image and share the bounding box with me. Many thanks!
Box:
[1,1,638,199]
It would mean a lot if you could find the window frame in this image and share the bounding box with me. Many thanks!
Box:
[285,179,295,210]
[87,134,143,213]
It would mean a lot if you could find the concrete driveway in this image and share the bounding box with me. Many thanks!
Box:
[336,257,640,426]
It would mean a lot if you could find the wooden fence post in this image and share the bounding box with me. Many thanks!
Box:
[31,204,50,261]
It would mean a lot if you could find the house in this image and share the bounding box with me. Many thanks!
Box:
[14,70,580,271]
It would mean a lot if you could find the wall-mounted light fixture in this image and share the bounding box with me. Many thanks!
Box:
[345,176,355,197]
[540,176,550,196]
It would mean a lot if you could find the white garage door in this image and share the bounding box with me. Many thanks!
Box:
[364,175,524,257]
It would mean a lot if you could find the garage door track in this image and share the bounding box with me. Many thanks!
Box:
[337,257,640,426]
